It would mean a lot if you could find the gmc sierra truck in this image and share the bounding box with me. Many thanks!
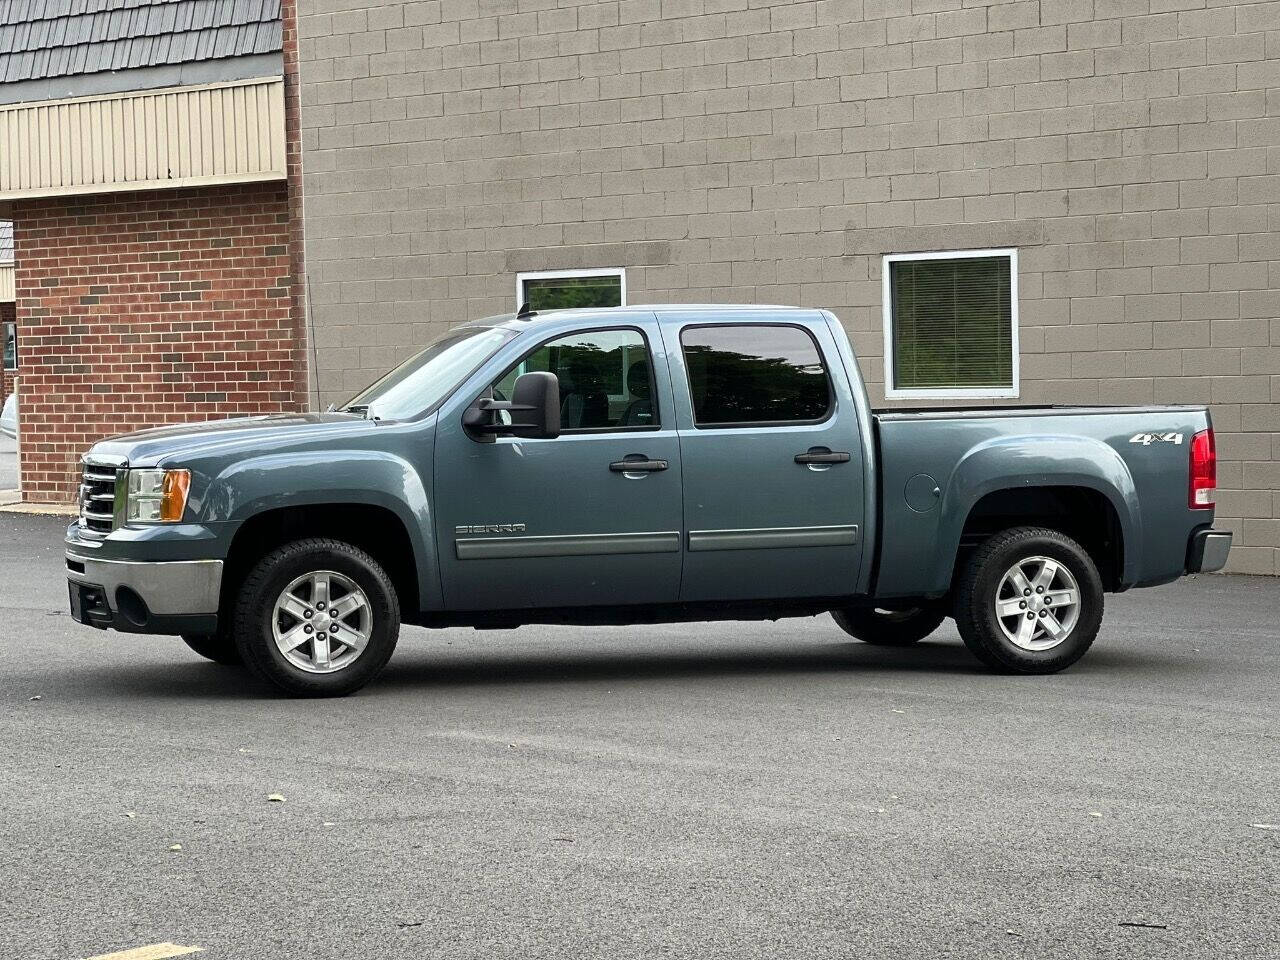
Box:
[66,305,1231,696]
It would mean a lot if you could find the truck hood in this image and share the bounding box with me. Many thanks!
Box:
[87,413,376,467]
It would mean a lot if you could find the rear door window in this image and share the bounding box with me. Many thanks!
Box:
[680,324,832,427]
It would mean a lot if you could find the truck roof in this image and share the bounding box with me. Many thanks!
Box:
[471,303,819,330]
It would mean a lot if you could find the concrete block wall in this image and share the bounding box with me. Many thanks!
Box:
[296,0,1280,574]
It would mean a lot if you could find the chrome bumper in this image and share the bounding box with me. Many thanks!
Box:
[66,552,223,617]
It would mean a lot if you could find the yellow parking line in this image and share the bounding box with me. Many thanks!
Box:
[81,943,202,960]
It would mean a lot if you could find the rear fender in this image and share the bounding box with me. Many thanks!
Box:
[934,435,1141,591]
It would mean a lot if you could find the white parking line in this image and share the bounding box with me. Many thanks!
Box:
[81,943,203,960]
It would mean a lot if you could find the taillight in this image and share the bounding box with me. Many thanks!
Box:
[1189,428,1215,509]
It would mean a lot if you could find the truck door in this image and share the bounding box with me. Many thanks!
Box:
[663,312,867,602]
[433,319,684,611]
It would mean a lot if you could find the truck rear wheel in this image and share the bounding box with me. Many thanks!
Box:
[953,526,1103,674]
[180,628,242,665]
[234,538,400,697]
[831,606,946,646]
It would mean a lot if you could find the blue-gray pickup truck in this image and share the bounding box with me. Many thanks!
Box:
[66,305,1231,696]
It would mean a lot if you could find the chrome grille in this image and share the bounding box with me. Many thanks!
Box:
[79,459,122,534]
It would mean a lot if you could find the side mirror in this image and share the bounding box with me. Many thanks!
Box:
[463,371,561,442]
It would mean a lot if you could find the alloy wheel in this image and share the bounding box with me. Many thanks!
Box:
[271,570,372,673]
[994,556,1081,651]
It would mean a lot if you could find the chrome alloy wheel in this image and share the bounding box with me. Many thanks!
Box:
[271,570,372,674]
[994,556,1081,652]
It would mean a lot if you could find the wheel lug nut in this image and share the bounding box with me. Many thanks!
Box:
[304,610,312,619]
[1039,610,1047,617]
[1026,612,1035,620]
[1019,601,1026,609]
[1036,586,1044,593]
[316,602,326,610]
[303,625,312,634]
[1023,589,1031,596]
[1044,597,1052,605]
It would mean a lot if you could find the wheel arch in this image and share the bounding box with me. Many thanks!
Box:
[220,503,422,619]
[933,435,1141,593]
[956,487,1126,591]
[201,447,439,616]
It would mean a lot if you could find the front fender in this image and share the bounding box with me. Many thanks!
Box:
[931,434,1142,591]
[199,448,438,611]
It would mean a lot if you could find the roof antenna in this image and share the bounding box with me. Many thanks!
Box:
[516,302,535,319]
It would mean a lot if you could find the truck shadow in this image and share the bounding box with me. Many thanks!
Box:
[376,639,984,690]
[82,635,1195,700]
[374,638,1191,691]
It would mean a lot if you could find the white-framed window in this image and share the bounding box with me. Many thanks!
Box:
[515,268,626,313]
[881,248,1019,399]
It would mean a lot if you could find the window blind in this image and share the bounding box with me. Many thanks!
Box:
[890,255,1013,390]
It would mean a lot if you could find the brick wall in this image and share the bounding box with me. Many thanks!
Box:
[297,0,1280,574]
[13,183,303,503]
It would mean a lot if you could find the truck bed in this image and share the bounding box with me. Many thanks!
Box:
[870,403,1213,599]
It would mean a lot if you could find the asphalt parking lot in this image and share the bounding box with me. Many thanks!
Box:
[1,512,1276,960]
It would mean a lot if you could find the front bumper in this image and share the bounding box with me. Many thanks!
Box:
[1186,528,1232,574]
[66,552,222,635]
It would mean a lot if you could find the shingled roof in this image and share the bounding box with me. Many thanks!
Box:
[0,0,282,103]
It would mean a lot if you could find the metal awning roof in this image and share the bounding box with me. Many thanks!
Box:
[0,0,281,85]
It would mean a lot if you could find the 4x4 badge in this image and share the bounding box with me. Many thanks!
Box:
[1129,432,1183,446]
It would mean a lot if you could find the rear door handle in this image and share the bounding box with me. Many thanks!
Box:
[610,457,669,472]
[794,447,851,465]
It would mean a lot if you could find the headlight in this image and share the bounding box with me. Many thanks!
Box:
[125,469,191,523]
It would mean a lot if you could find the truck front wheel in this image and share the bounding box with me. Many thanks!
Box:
[234,538,401,697]
[831,606,946,646]
[953,526,1104,674]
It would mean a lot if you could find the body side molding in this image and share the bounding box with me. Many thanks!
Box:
[688,524,859,552]
[456,531,681,560]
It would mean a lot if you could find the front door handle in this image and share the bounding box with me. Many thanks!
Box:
[609,456,669,473]
[795,447,851,465]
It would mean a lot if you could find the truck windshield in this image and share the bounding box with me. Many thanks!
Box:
[341,326,516,420]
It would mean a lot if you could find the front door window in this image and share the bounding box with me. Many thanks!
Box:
[494,328,657,432]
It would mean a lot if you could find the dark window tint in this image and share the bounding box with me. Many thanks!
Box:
[889,254,1013,390]
[681,325,831,427]
[495,328,656,431]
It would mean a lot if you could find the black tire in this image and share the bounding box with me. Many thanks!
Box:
[953,526,1104,674]
[831,606,946,646]
[234,538,400,697]
[180,628,242,665]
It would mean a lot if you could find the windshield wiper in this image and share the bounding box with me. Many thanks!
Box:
[342,404,371,418]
